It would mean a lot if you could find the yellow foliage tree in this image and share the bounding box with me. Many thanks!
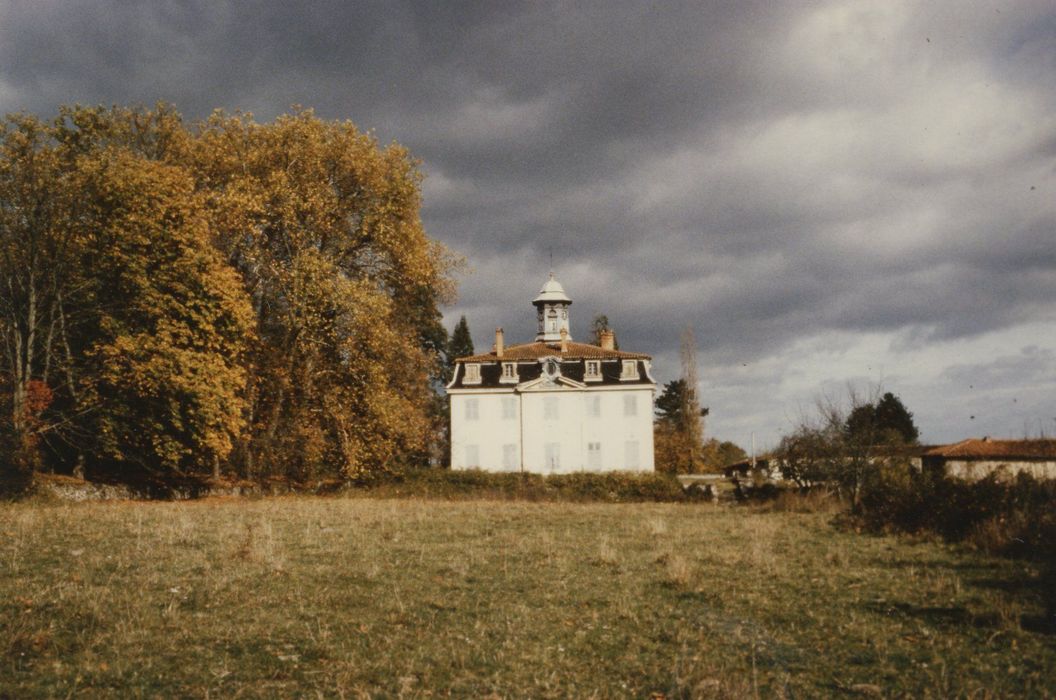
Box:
[0,104,455,484]
[187,109,455,480]
[72,149,253,478]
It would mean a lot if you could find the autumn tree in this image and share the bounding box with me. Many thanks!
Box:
[0,114,68,487]
[656,379,742,472]
[701,439,747,471]
[69,149,253,480]
[0,105,255,486]
[679,328,706,456]
[188,109,455,480]
[653,328,709,473]
[0,104,456,485]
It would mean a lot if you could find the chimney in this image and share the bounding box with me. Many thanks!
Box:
[560,327,569,353]
[495,327,504,358]
[600,329,615,351]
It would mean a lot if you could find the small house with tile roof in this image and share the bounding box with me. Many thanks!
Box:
[447,274,656,473]
[922,438,1056,481]
[920,439,1056,481]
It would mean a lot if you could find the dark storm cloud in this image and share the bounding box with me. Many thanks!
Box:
[2,0,1054,444]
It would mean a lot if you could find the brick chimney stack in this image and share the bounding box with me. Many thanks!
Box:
[560,327,569,353]
[600,329,615,351]
[495,327,504,358]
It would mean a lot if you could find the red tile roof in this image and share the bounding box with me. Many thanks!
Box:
[456,341,649,362]
[870,444,940,458]
[924,438,1056,460]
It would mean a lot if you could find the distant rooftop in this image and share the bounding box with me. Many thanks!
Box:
[924,438,1056,460]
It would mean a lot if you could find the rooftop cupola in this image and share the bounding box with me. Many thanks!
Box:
[532,273,572,342]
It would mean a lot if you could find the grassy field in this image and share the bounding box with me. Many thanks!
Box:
[1,496,1053,698]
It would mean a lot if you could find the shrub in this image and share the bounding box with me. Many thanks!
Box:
[758,487,841,514]
[857,464,1056,560]
[359,469,688,503]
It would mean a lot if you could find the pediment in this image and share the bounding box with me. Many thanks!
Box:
[516,376,587,392]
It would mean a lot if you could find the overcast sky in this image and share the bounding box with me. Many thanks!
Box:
[2,0,1054,448]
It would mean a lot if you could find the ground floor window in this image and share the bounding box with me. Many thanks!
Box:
[503,443,518,471]
[465,445,479,468]
[587,441,601,469]
[545,443,560,471]
[624,440,639,469]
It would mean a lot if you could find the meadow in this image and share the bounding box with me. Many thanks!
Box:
[1,496,1053,698]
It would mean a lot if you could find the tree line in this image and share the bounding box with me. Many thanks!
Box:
[775,389,920,506]
[0,105,456,490]
[653,377,747,473]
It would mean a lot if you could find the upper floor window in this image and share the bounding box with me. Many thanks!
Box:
[543,396,559,420]
[584,360,601,381]
[620,360,639,380]
[585,394,601,418]
[465,398,479,420]
[501,362,517,383]
[502,397,517,420]
[464,363,481,384]
[623,394,637,417]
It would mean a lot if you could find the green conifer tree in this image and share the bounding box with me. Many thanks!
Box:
[448,316,475,361]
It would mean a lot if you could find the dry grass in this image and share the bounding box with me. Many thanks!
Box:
[1,496,1053,698]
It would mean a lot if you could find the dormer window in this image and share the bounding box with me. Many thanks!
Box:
[620,360,639,380]
[584,360,601,381]
[500,362,517,383]
[464,363,481,384]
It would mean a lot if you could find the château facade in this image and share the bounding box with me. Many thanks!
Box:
[447,274,656,473]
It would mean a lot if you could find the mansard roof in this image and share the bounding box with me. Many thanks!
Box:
[448,353,653,390]
[456,340,649,363]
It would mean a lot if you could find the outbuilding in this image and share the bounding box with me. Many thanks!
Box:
[921,437,1056,481]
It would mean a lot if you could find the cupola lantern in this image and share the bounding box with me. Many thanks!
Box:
[532,273,572,342]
